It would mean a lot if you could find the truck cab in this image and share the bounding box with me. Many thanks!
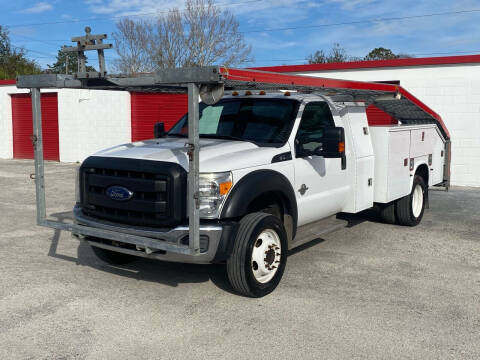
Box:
[75,91,446,297]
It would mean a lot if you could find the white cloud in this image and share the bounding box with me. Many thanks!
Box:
[84,0,184,15]
[82,0,480,64]
[20,2,53,14]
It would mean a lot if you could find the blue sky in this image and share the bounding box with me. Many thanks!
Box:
[1,0,480,70]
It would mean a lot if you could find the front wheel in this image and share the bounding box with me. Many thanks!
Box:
[227,212,288,297]
[396,175,427,226]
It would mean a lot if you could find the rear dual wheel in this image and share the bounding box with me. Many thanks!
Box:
[380,175,427,226]
[396,175,427,226]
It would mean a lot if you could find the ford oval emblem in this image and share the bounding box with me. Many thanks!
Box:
[106,186,134,201]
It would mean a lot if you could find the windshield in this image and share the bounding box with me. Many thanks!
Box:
[168,98,299,146]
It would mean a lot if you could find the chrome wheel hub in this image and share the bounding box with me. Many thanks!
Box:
[412,184,424,218]
[251,229,281,283]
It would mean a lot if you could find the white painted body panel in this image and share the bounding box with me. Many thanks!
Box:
[289,99,350,226]
[293,155,349,225]
[370,124,445,203]
[93,138,286,173]
[341,103,375,213]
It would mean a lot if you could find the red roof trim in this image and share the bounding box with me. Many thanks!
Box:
[251,54,480,73]
[0,79,16,85]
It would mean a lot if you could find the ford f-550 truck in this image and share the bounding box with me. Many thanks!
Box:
[17,64,450,298]
[74,91,448,297]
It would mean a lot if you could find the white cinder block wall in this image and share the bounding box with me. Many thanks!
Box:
[0,86,130,163]
[0,86,14,159]
[58,89,131,162]
[292,64,480,187]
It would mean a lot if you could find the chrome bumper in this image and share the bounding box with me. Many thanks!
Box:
[73,205,224,264]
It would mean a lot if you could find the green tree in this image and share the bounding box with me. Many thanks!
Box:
[0,25,41,79]
[364,47,413,61]
[47,47,96,74]
[364,47,398,61]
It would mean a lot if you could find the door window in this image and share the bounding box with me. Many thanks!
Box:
[295,102,335,156]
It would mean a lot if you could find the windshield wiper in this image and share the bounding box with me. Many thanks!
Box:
[199,134,256,144]
[166,133,187,137]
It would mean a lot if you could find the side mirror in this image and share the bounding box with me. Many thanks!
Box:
[296,127,346,169]
[316,127,345,158]
[154,122,165,138]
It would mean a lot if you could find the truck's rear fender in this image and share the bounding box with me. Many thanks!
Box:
[414,163,429,187]
[221,170,298,241]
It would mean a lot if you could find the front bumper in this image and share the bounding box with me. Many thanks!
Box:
[73,205,236,264]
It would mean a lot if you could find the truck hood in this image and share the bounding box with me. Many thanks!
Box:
[92,138,289,172]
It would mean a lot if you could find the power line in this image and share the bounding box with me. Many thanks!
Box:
[240,8,480,34]
[12,34,69,49]
[5,0,262,28]
[11,45,57,58]
[10,6,480,47]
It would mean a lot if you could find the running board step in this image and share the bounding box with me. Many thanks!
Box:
[289,215,348,250]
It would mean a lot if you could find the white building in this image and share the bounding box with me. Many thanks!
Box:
[255,55,480,187]
[0,82,186,163]
[1,54,479,186]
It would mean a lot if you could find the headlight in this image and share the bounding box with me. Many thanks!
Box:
[198,172,233,218]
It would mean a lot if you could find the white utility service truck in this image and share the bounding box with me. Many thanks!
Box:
[74,91,448,297]
[18,60,450,297]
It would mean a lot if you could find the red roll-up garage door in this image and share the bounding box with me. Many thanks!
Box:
[366,104,398,126]
[11,93,59,161]
[130,92,188,142]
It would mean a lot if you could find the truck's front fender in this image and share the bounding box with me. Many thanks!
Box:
[221,169,298,236]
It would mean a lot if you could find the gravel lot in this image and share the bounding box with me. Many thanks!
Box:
[0,159,479,360]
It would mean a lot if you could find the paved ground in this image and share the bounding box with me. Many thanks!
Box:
[0,159,479,360]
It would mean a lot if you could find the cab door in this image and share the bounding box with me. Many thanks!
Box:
[292,101,349,226]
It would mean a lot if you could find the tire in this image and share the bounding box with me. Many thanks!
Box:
[396,175,427,226]
[380,202,397,224]
[90,243,138,265]
[227,212,288,297]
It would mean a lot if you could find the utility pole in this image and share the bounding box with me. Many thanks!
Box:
[62,26,112,79]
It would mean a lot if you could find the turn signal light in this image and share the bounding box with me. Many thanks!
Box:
[338,141,345,153]
[219,181,233,195]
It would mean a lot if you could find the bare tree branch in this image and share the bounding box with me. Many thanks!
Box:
[112,0,252,73]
